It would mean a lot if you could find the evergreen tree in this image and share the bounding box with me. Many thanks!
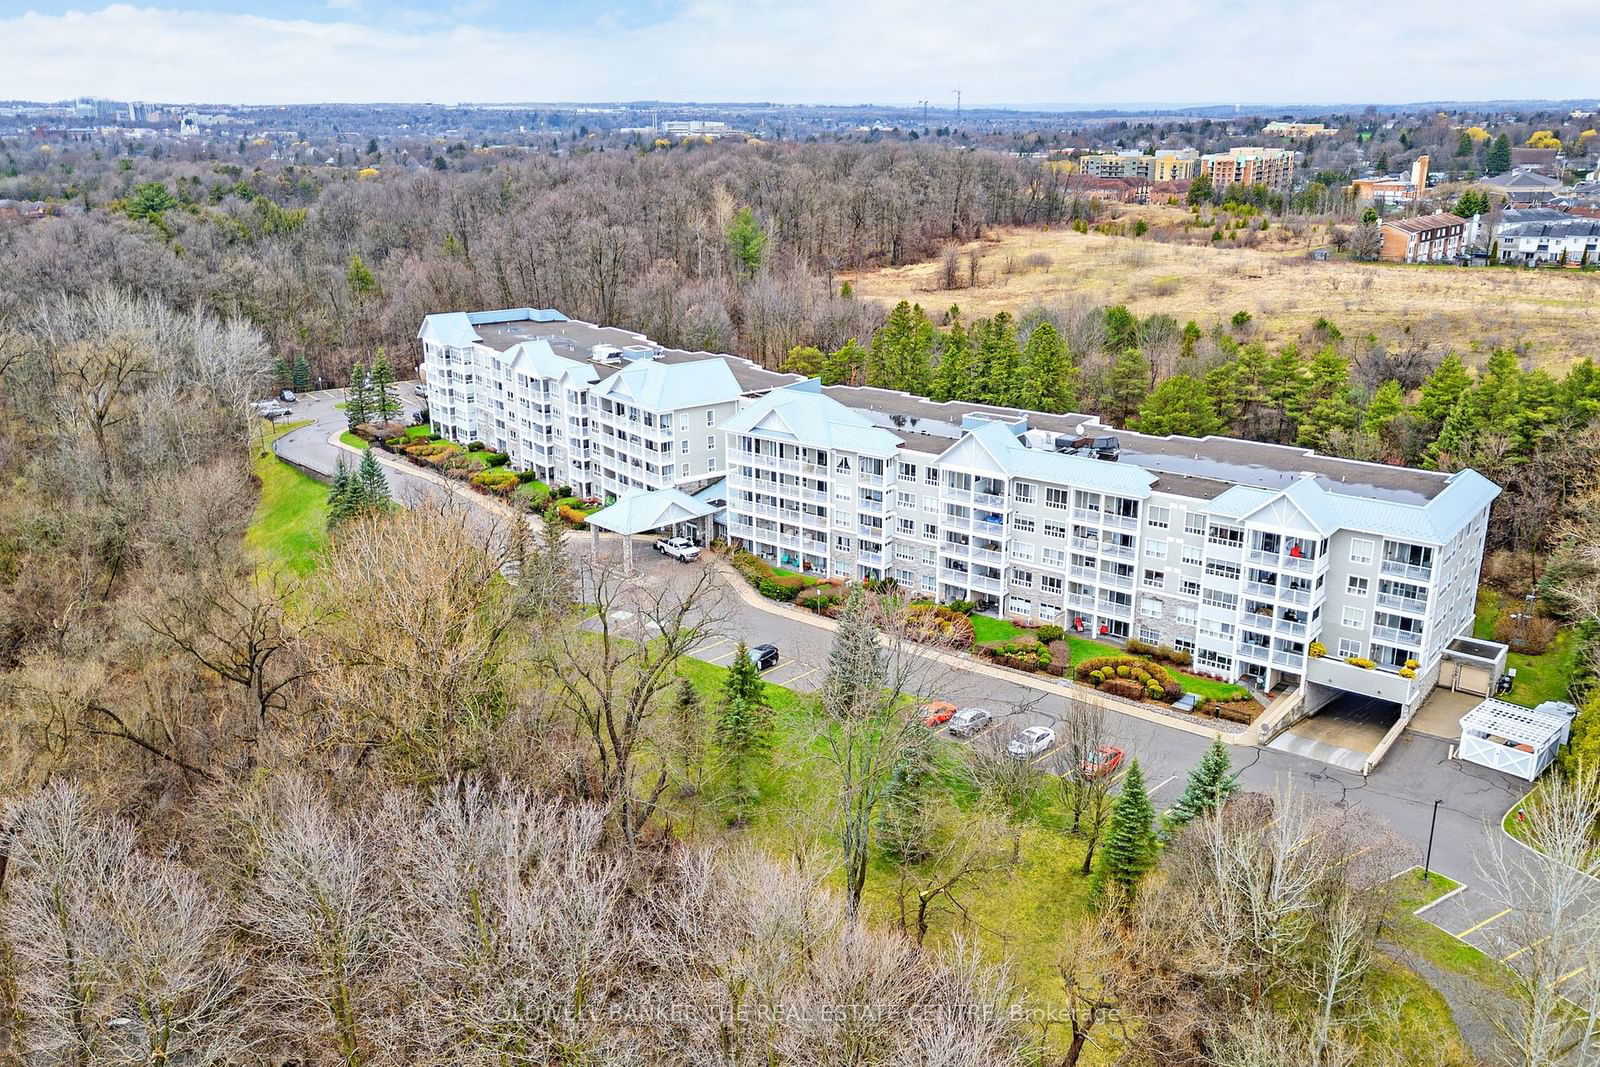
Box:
[1094,759,1157,904]
[326,459,358,529]
[1103,348,1149,427]
[1364,379,1407,436]
[369,349,400,424]
[1430,394,1481,463]
[821,339,867,386]
[976,313,1023,406]
[272,356,292,389]
[345,361,371,430]
[1017,321,1076,413]
[356,447,390,510]
[1417,352,1472,428]
[1179,319,1202,360]
[1475,347,1523,435]
[1135,374,1222,437]
[878,735,934,864]
[931,313,972,402]
[868,301,934,394]
[717,644,773,817]
[1167,737,1239,826]
[346,252,377,296]
[1264,346,1309,443]
[781,344,824,377]
[1185,172,1214,205]
[1294,346,1358,450]
[667,678,709,798]
[290,355,313,393]
[726,207,768,276]
[1486,134,1512,175]
[1102,305,1139,353]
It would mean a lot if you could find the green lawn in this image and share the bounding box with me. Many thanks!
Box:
[1474,589,1579,706]
[338,430,367,450]
[245,420,327,575]
[1064,635,1250,701]
[970,614,1027,644]
[1389,866,1515,996]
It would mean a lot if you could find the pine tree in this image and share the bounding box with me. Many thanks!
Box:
[356,447,390,510]
[821,339,867,386]
[726,207,768,277]
[977,313,1023,406]
[1102,305,1139,353]
[1135,374,1222,437]
[326,459,357,529]
[1294,346,1357,450]
[1103,348,1150,427]
[369,349,399,425]
[717,644,772,818]
[1486,134,1512,175]
[346,361,371,431]
[1094,758,1157,904]
[1417,352,1472,428]
[781,345,824,377]
[878,735,934,864]
[346,252,377,296]
[1018,321,1076,413]
[1363,379,1407,436]
[931,312,972,402]
[667,678,709,798]
[1179,319,1202,360]
[1167,737,1239,826]
[291,355,313,393]
[272,357,292,389]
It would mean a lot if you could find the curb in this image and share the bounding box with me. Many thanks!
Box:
[327,431,531,525]
[711,556,1246,744]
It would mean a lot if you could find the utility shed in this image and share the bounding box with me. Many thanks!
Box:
[1458,698,1571,781]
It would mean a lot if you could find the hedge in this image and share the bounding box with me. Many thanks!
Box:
[557,504,588,528]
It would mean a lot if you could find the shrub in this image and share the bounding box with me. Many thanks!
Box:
[480,451,510,467]
[905,604,976,648]
[1494,614,1559,655]
[1036,624,1066,644]
[1146,682,1163,699]
[757,578,798,602]
[469,469,520,494]
[1101,678,1149,701]
[1345,656,1376,669]
[467,440,487,452]
[1215,700,1262,724]
[1398,666,1417,679]
[1153,645,1192,667]
[1090,670,1105,684]
[557,504,588,528]
[1125,638,1158,657]
[1116,665,1131,678]
[1404,658,1420,670]
[516,469,539,484]
[1308,641,1327,659]
[946,599,977,615]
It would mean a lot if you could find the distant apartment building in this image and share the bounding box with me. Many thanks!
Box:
[1492,209,1600,265]
[418,306,1501,722]
[1263,121,1335,137]
[1379,212,1467,263]
[1351,156,1431,207]
[1199,147,1296,191]
[1079,149,1198,182]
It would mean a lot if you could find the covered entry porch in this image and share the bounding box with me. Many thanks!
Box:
[584,488,720,574]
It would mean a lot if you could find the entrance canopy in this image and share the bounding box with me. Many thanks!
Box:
[1458,697,1571,781]
[586,487,718,535]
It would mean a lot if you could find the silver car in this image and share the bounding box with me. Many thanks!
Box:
[1007,725,1056,759]
[947,707,992,738]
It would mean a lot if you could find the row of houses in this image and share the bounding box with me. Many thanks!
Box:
[1376,206,1600,265]
[419,307,1499,726]
[1076,146,1296,195]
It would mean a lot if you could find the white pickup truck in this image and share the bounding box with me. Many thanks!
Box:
[653,536,701,562]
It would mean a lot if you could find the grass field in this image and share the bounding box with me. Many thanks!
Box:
[1474,589,1579,707]
[840,220,1600,368]
[245,420,327,575]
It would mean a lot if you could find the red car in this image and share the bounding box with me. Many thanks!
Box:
[1079,745,1126,780]
[920,701,958,728]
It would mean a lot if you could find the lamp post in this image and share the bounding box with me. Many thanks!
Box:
[1423,798,1443,882]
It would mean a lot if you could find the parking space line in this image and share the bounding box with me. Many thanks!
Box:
[1504,936,1549,963]
[1457,908,1513,938]
[1150,774,1178,795]
[703,650,740,665]
[774,666,819,688]
[693,638,732,657]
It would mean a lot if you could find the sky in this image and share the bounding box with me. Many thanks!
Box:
[1,0,1597,108]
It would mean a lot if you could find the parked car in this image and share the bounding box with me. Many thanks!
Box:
[1007,725,1056,760]
[254,402,291,419]
[414,383,428,397]
[653,536,701,562]
[920,701,957,728]
[947,707,992,738]
[279,388,297,403]
[1079,745,1125,780]
[749,643,780,671]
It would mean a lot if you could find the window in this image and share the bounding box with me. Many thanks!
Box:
[679,439,690,454]
[922,523,938,541]
[1176,604,1198,627]
[660,414,672,430]
[1181,579,1201,597]
[1010,597,1034,616]
[1011,543,1034,563]
[1184,513,1206,535]
[925,468,938,486]
[1044,522,1067,540]
[898,491,916,508]
[1147,505,1170,530]
[1140,626,1162,644]
[1145,540,1168,560]
[1038,604,1059,622]
[923,496,937,512]
[1045,487,1070,511]
[1338,638,1363,658]
[1013,516,1036,534]
[1013,481,1036,503]
[902,463,917,481]
[897,518,916,535]
[1181,546,1203,567]
[1174,637,1196,655]
[1205,560,1241,580]
[1350,538,1374,565]
[1140,598,1163,619]
[707,457,717,472]
[1342,606,1366,629]
[1041,575,1064,595]
[1143,569,1165,589]
[1347,576,1369,597]
[707,435,717,451]
[920,575,936,592]
[1042,547,1067,569]
[1012,569,1035,588]
[835,535,854,552]
[1203,590,1238,610]
[707,409,716,426]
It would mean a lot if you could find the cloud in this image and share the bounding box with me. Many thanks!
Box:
[0,1,1596,106]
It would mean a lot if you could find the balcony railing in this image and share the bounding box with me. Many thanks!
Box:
[968,547,1004,565]
[1271,650,1304,668]
[1070,536,1103,553]
[1377,593,1429,613]
[973,490,1007,510]
[1280,554,1317,573]
[1097,599,1133,617]
[1381,559,1434,581]
[1274,618,1309,638]
[1098,572,1135,590]
[970,574,1005,594]
[1238,643,1271,663]
[1067,594,1097,611]
[1101,512,1139,530]
[1279,587,1313,606]
[1372,624,1423,646]
[858,549,885,566]
[1069,565,1098,582]
[1245,580,1279,598]
[859,470,891,487]
[1101,543,1136,561]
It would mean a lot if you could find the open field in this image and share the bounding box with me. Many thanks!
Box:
[841,221,1600,368]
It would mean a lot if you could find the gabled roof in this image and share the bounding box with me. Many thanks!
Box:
[1485,169,1562,190]
[417,311,479,348]
[937,418,1159,498]
[504,339,599,386]
[1382,212,1465,235]
[1196,469,1498,544]
[593,357,741,411]
[586,487,718,534]
[725,384,903,455]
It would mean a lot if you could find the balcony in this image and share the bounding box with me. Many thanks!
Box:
[1377,593,1428,613]
[1279,587,1313,606]
[970,573,1005,594]
[1238,643,1272,663]
[1070,536,1103,553]
[1244,580,1279,598]
[1067,594,1097,611]
[1069,565,1098,582]
[1098,572,1135,590]
[1273,618,1309,638]
[1101,512,1139,531]
[1381,559,1434,582]
[1097,599,1133,617]
[1279,553,1317,574]
[1101,543,1136,561]
[1372,624,1423,647]
[973,490,1007,510]
[1071,508,1103,524]
[968,546,1004,565]
[1271,650,1304,669]
[858,549,885,566]
[857,496,890,515]
[859,470,891,487]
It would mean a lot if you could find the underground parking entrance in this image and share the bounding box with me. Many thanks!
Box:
[1267,690,1401,773]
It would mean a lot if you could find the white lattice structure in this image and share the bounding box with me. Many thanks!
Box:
[1458,698,1571,780]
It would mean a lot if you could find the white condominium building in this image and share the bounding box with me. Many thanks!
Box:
[723,380,1497,715]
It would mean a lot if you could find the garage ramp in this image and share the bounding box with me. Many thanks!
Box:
[1267,694,1399,772]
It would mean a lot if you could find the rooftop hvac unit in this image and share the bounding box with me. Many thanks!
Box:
[620,344,657,362]
[590,345,622,365]
[1055,435,1121,461]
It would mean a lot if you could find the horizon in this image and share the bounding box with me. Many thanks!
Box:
[1,0,1597,107]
